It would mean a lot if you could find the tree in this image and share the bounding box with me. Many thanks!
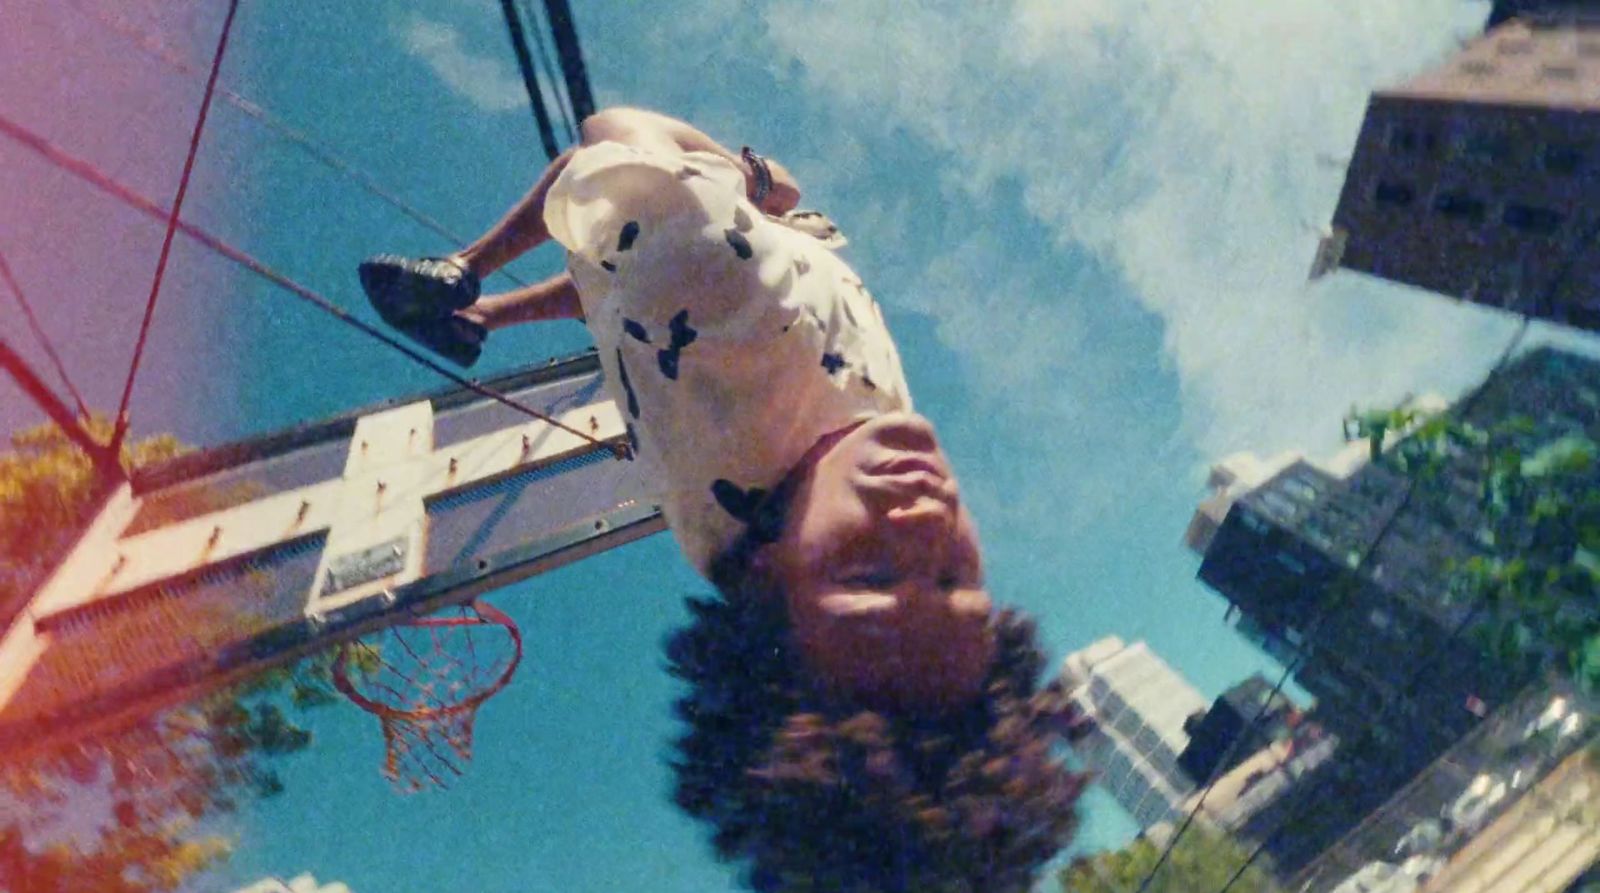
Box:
[1346,398,1600,691]
[0,418,342,893]
[1056,827,1280,893]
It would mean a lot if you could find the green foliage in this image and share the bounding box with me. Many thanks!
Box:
[0,824,229,893]
[0,418,341,893]
[1056,827,1280,893]
[0,418,184,606]
[1347,401,1600,691]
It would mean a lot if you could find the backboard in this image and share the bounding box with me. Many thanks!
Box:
[0,350,663,758]
[231,875,353,893]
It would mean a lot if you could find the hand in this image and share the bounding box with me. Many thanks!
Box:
[751,156,803,216]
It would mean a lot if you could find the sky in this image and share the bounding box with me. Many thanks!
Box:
[6,1,1600,892]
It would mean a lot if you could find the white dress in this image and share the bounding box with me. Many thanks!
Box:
[543,141,913,574]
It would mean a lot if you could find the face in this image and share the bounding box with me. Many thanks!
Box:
[766,412,995,712]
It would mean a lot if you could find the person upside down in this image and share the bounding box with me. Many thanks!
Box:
[360,107,1080,892]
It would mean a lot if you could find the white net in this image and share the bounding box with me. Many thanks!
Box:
[333,602,521,793]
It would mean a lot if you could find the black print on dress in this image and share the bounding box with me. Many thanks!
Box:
[618,221,641,252]
[842,299,859,328]
[623,318,651,344]
[625,423,639,456]
[821,352,849,376]
[862,370,878,391]
[724,229,753,260]
[600,260,617,272]
[805,306,826,329]
[615,348,639,419]
[657,309,699,380]
[678,165,703,180]
[711,479,770,525]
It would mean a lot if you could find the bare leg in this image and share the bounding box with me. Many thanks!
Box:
[437,107,778,332]
[459,271,583,328]
[450,147,577,279]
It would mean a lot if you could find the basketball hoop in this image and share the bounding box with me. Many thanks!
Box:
[332,600,523,793]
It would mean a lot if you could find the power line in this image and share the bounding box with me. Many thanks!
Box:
[64,0,531,290]
[519,0,578,143]
[542,0,596,124]
[1135,515,1407,891]
[1201,203,1600,891]
[1205,318,1541,893]
[0,109,621,456]
[110,0,240,459]
[497,0,561,161]
[0,245,90,420]
[0,337,120,480]
[1137,316,1534,893]
[1214,603,1489,893]
[1154,160,1600,889]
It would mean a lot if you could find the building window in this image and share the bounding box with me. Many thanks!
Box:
[1367,607,1395,632]
[1454,132,1512,165]
[1503,203,1565,234]
[1258,490,1300,521]
[1541,64,1580,81]
[1385,127,1438,155]
[1460,59,1497,76]
[1279,476,1322,503]
[1373,181,1415,208]
[1275,550,1308,576]
[1540,142,1583,174]
[1302,518,1336,552]
[1433,191,1488,223]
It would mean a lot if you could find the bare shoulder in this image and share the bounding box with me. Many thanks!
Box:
[579,107,685,156]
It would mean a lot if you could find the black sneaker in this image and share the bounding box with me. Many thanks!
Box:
[358,254,481,326]
[394,314,487,369]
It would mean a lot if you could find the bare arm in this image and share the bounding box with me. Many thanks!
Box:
[462,271,583,328]
[581,107,735,163]
[579,107,802,214]
[455,146,577,277]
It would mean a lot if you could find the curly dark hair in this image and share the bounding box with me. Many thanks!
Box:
[664,491,1086,893]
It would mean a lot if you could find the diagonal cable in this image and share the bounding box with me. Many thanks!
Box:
[0,245,90,419]
[63,0,530,290]
[542,0,596,124]
[1199,210,1600,892]
[1137,316,1533,893]
[498,0,562,161]
[1207,320,1541,893]
[0,108,621,455]
[1214,600,1495,893]
[0,336,121,479]
[110,0,241,458]
[519,0,578,143]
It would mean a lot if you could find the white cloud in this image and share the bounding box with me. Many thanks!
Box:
[757,0,1535,470]
[395,16,525,113]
